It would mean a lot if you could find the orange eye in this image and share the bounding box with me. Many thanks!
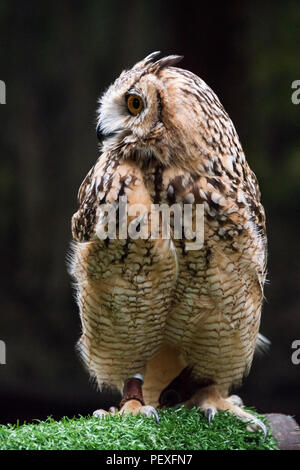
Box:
[126,94,143,116]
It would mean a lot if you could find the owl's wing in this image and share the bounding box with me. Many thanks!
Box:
[72,153,154,243]
[162,166,267,381]
[162,164,267,279]
[72,164,99,242]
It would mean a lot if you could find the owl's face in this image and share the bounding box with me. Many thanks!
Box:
[96,52,229,169]
[97,62,165,144]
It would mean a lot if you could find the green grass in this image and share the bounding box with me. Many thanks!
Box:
[0,406,278,450]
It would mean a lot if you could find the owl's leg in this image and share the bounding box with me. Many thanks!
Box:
[184,384,267,438]
[118,374,159,423]
[93,374,159,424]
[159,368,244,409]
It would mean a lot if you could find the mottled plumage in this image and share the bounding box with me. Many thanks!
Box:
[70,52,267,431]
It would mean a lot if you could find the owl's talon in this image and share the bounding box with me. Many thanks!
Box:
[244,416,267,440]
[141,405,160,425]
[184,385,267,440]
[204,406,217,424]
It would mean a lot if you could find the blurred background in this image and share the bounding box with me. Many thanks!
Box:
[0,0,299,425]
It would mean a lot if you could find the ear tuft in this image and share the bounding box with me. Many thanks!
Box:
[152,55,184,71]
[132,52,183,72]
[132,51,161,69]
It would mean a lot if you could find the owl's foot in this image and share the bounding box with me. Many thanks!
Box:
[119,399,160,424]
[93,375,159,424]
[185,385,267,438]
[93,401,159,423]
[93,406,118,419]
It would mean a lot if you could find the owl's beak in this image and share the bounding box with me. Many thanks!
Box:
[96,124,124,142]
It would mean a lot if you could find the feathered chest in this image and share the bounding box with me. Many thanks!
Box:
[72,152,265,253]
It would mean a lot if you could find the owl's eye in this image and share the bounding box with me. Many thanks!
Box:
[126,94,143,116]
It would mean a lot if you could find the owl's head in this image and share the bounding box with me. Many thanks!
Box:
[97,52,230,168]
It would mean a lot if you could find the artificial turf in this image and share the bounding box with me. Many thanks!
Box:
[0,406,278,450]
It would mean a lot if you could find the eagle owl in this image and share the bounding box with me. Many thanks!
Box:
[70,52,267,434]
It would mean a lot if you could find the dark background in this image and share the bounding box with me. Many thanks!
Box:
[0,0,299,425]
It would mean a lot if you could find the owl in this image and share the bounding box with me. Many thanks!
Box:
[70,52,268,434]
